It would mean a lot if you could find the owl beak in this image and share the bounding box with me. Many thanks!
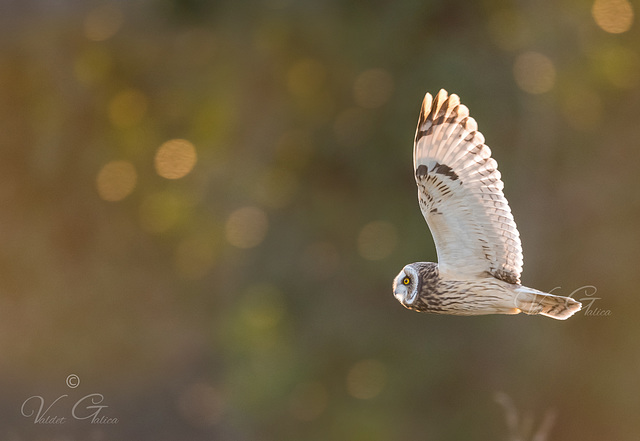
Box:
[393,285,412,306]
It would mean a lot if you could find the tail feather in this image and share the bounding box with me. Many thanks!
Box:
[515,286,582,320]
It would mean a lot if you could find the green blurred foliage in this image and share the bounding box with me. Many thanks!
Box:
[1,0,640,439]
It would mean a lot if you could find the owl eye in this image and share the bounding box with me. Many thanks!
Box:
[402,277,411,285]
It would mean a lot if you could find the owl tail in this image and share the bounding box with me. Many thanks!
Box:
[514,286,582,320]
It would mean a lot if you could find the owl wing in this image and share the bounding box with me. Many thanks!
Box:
[413,89,523,284]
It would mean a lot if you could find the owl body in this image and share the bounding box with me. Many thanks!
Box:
[393,262,515,315]
[392,90,581,320]
[393,262,576,318]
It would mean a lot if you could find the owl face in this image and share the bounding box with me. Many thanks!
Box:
[392,265,420,306]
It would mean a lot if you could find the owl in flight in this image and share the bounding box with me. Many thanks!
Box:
[392,90,581,320]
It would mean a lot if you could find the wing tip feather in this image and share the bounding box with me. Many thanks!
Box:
[418,89,450,126]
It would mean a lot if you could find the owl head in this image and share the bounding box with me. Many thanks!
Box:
[392,264,421,307]
[393,262,440,311]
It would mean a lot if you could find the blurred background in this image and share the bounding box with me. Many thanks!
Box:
[1,0,639,439]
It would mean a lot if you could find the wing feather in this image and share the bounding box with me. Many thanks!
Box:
[413,89,523,284]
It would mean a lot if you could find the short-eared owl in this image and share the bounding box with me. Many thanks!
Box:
[392,90,581,320]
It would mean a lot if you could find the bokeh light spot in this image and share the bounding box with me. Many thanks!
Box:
[513,51,556,94]
[353,68,394,109]
[289,382,328,421]
[84,3,124,42]
[592,0,634,34]
[346,359,387,400]
[108,88,148,128]
[96,160,137,202]
[155,139,197,179]
[357,221,398,261]
[225,207,269,249]
[177,382,223,427]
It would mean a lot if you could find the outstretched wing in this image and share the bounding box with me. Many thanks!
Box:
[413,89,523,284]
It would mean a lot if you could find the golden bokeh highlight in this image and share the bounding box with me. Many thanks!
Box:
[289,382,328,421]
[84,3,124,42]
[96,160,137,202]
[154,139,197,179]
[357,220,398,261]
[108,89,148,128]
[177,382,224,427]
[225,207,269,249]
[346,359,387,400]
[592,0,634,34]
[513,51,556,94]
[353,68,394,109]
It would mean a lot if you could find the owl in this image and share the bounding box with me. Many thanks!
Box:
[392,90,581,320]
